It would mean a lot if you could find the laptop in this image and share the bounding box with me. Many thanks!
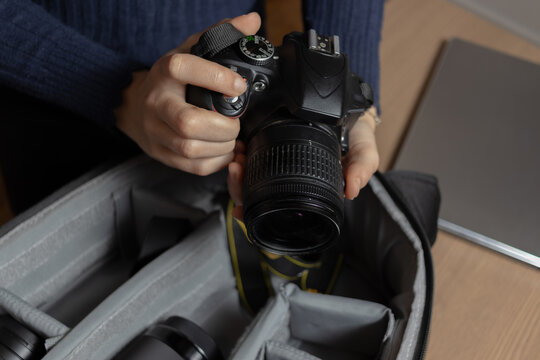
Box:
[449,0,540,48]
[393,38,540,268]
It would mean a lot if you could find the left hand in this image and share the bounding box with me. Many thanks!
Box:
[340,106,380,199]
[227,107,380,218]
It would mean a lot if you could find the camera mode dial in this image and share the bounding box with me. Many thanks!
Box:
[239,35,275,65]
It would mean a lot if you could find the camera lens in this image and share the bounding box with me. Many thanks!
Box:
[114,317,223,360]
[243,120,344,255]
[252,207,338,252]
[0,315,46,360]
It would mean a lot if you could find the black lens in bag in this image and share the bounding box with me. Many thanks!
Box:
[114,316,223,360]
[0,315,46,360]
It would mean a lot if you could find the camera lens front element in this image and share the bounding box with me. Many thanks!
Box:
[243,121,344,255]
[251,205,339,254]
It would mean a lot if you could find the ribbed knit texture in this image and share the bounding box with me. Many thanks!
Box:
[0,0,383,128]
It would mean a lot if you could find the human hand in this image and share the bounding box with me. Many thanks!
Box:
[227,107,380,219]
[341,107,380,199]
[115,13,261,175]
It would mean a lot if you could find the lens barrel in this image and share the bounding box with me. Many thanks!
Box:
[114,317,223,360]
[0,315,46,360]
[243,121,344,255]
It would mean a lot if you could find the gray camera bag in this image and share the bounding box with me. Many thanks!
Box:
[0,155,439,360]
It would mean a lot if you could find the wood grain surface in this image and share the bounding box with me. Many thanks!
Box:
[378,0,540,171]
[430,232,540,360]
[380,1,540,359]
[1,1,539,359]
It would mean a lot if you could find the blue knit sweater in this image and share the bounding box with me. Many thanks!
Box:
[0,0,383,129]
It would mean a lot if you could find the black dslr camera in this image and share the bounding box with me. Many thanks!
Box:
[188,24,373,255]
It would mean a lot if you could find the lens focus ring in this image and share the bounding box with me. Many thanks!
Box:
[246,143,342,190]
[244,141,344,220]
[242,122,344,254]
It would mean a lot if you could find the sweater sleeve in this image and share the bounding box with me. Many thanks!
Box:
[302,0,384,110]
[0,0,142,129]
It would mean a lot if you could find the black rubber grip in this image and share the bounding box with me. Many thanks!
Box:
[191,23,245,59]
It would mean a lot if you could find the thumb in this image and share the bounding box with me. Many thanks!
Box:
[227,12,262,36]
[342,117,379,200]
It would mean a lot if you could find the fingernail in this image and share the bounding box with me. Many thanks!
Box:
[234,77,247,93]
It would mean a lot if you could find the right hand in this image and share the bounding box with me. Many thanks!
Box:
[115,13,261,176]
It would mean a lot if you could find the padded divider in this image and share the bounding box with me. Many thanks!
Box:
[326,176,428,360]
[0,156,228,313]
[43,212,248,360]
[288,286,394,355]
[370,177,427,360]
[0,157,164,308]
[0,288,70,349]
[263,341,322,360]
[0,156,432,360]
[0,194,117,308]
[231,283,394,360]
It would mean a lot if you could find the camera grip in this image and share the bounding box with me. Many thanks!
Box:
[186,84,247,118]
[185,83,212,110]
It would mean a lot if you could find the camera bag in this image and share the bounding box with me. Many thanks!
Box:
[0,154,439,360]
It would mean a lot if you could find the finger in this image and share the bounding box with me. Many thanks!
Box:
[155,145,235,176]
[227,140,246,206]
[235,140,246,154]
[228,140,247,218]
[227,12,262,36]
[164,136,236,159]
[233,152,246,168]
[155,93,240,141]
[175,18,232,53]
[343,146,379,199]
[162,53,247,96]
[233,140,247,167]
[227,161,244,206]
[152,106,238,157]
[232,204,244,220]
[343,121,379,200]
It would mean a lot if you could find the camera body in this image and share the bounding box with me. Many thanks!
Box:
[188,25,373,255]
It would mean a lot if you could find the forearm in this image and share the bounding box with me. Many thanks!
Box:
[0,0,141,128]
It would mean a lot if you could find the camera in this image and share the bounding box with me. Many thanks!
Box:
[188,24,373,255]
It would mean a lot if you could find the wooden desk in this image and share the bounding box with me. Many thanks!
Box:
[1,1,539,358]
[429,232,539,359]
[380,1,540,359]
